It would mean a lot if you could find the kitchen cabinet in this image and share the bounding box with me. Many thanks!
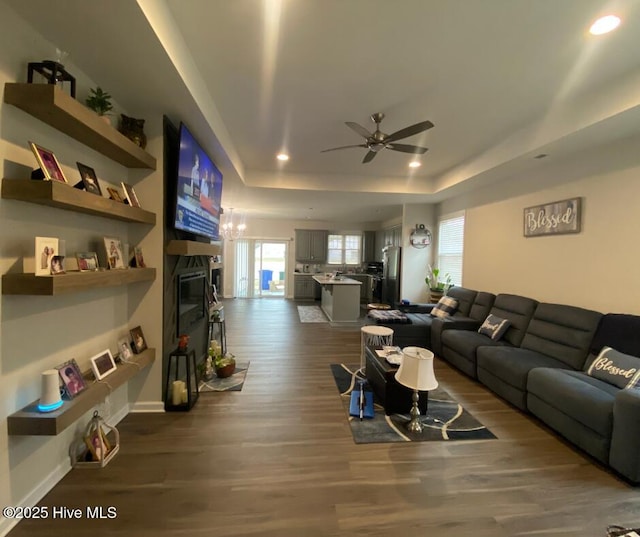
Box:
[294,274,315,299]
[295,229,328,262]
[362,231,376,262]
[349,274,373,303]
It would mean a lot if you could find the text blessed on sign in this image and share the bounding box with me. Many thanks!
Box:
[523,197,581,237]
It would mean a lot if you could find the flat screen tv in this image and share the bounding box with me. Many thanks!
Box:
[173,123,223,240]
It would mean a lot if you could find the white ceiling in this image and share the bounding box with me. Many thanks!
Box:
[6,0,640,224]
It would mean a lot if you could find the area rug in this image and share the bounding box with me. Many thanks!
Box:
[330,363,496,443]
[297,305,328,323]
[198,362,249,392]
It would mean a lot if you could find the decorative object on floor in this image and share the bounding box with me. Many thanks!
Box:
[297,305,328,323]
[330,363,496,444]
[523,197,581,237]
[28,55,76,97]
[38,370,63,412]
[208,339,236,378]
[85,87,113,118]
[29,142,68,183]
[607,525,640,537]
[119,114,147,148]
[71,411,120,468]
[349,379,374,419]
[198,362,250,392]
[409,224,432,249]
[394,347,438,433]
[165,346,199,411]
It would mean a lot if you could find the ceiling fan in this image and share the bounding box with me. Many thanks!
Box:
[321,112,434,164]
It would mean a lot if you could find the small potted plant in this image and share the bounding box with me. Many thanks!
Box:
[425,264,452,301]
[85,87,113,121]
[208,340,236,378]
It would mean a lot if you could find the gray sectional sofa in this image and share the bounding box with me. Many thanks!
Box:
[365,287,640,484]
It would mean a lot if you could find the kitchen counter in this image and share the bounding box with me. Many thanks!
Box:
[312,275,361,322]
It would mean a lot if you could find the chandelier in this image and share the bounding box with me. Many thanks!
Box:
[220,207,246,240]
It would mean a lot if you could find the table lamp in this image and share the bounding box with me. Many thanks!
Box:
[394,346,438,432]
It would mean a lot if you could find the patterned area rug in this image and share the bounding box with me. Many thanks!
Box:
[330,363,496,443]
[198,362,249,392]
[297,305,328,323]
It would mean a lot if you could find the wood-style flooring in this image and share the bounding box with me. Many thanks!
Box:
[9,299,640,536]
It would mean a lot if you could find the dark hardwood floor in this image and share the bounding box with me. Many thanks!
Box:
[9,299,639,536]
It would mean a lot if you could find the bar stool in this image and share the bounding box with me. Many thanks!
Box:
[164,347,199,411]
[360,325,394,371]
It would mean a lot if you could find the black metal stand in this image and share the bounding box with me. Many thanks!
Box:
[164,347,199,411]
[208,306,226,355]
[27,61,76,97]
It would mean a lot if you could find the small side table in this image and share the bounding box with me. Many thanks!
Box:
[360,325,393,371]
[164,347,199,412]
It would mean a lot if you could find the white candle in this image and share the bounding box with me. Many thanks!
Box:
[172,380,184,405]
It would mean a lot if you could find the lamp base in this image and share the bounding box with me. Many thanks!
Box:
[405,389,423,433]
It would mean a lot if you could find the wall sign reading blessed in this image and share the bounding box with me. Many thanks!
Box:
[523,197,581,237]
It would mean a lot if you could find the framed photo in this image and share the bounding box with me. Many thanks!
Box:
[35,236,59,276]
[130,326,147,354]
[132,246,146,268]
[50,255,65,275]
[76,252,99,272]
[89,349,117,380]
[84,425,111,462]
[523,197,582,237]
[117,336,134,361]
[76,162,102,196]
[121,182,141,208]
[106,187,124,203]
[29,142,68,183]
[56,359,87,399]
[103,237,125,270]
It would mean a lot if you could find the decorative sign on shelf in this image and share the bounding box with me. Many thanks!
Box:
[523,197,581,237]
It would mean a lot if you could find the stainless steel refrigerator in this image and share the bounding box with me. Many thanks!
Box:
[382,246,401,307]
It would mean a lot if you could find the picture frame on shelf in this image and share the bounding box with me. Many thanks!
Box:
[56,359,87,399]
[35,236,59,276]
[84,424,111,462]
[121,182,141,208]
[76,162,102,196]
[117,336,134,362]
[28,142,68,183]
[130,326,147,354]
[132,246,146,268]
[103,237,125,270]
[106,187,124,203]
[50,255,65,275]
[89,349,117,381]
[76,252,99,272]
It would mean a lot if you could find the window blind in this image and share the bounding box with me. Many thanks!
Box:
[437,215,465,286]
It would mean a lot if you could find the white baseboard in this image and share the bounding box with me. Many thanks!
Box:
[0,461,70,537]
[129,401,165,413]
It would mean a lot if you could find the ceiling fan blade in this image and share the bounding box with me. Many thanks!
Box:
[386,143,429,155]
[345,121,372,139]
[385,120,434,143]
[321,144,367,153]
[362,150,377,164]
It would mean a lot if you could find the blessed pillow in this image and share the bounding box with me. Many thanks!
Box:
[586,346,640,389]
[430,296,458,319]
[478,314,511,341]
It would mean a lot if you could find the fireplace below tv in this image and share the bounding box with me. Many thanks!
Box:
[177,271,206,336]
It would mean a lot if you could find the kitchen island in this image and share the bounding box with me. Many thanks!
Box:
[312,275,362,322]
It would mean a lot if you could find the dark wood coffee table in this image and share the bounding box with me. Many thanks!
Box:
[364,345,428,415]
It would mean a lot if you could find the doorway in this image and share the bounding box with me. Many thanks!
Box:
[235,239,288,298]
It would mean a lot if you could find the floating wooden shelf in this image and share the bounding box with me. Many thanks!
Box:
[4,83,156,170]
[166,240,222,256]
[210,262,223,270]
[2,268,156,296]
[7,349,155,436]
[1,179,156,224]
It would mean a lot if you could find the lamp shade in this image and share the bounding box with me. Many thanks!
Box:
[394,346,438,391]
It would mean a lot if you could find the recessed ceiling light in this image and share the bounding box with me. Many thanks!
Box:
[589,15,621,35]
[277,153,289,161]
[409,161,421,168]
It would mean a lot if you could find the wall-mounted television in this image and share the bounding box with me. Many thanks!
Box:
[173,123,223,241]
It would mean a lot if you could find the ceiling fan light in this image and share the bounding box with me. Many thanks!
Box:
[409,161,421,168]
[277,153,289,161]
[589,15,621,35]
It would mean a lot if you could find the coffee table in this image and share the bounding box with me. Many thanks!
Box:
[364,345,428,415]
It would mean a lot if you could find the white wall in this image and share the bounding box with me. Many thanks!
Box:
[440,146,640,314]
[400,204,436,303]
[0,5,163,533]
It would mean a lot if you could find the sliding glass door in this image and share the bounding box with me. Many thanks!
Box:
[235,239,287,298]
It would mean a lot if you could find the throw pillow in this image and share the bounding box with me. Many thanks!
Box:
[586,346,640,390]
[478,314,511,341]
[430,296,458,319]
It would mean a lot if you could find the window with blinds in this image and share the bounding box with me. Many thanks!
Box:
[327,234,361,265]
[437,214,465,286]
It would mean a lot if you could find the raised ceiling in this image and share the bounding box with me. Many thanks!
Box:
[6,0,640,223]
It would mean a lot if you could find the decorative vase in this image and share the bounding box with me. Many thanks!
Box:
[429,288,444,303]
[216,363,235,378]
[118,114,147,148]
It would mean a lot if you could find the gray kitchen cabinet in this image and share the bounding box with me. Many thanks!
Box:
[349,274,373,303]
[293,275,315,299]
[295,229,328,262]
[362,231,376,262]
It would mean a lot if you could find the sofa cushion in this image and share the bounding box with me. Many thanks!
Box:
[488,294,538,346]
[589,313,640,359]
[520,303,602,370]
[446,287,477,318]
[585,346,640,389]
[468,292,496,322]
[478,314,511,341]
[430,296,458,318]
[442,330,510,361]
[528,368,616,438]
[477,346,568,391]
[367,309,410,324]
